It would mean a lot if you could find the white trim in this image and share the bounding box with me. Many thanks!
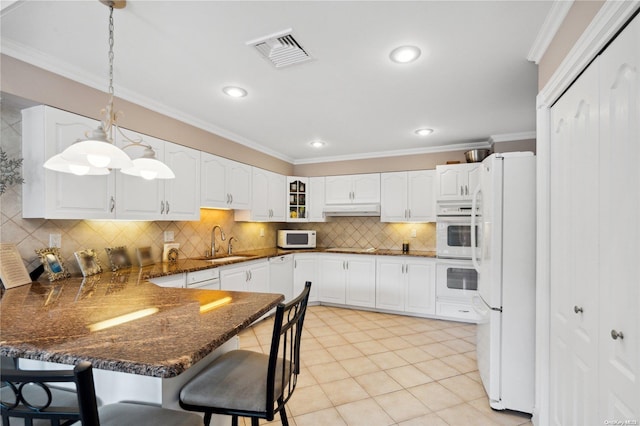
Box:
[291,140,492,165]
[534,2,639,425]
[527,0,574,64]
[489,131,536,144]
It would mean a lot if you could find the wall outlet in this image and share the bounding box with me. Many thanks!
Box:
[411,229,417,238]
[49,234,62,248]
[260,228,265,237]
[164,231,175,242]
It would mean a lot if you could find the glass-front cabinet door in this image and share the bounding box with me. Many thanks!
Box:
[287,176,308,222]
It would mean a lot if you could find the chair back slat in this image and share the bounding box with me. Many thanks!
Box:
[265,281,311,420]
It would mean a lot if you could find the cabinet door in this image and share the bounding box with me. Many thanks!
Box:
[318,255,346,304]
[325,176,352,204]
[220,266,248,292]
[405,259,436,314]
[200,153,229,208]
[164,142,200,220]
[249,168,270,221]
[345,255,376,308]
[597,15,640,423]
[294,255,319,302]
[435,166,462,201]
[351,173,380,203]
[227,161,252,209]
[375,258,405,311]
[308,177,326,223]
[380,172,408,222]
[268,172,286,221]
[22,106,115,219]
[407,170,436,222]
[464,165,481,198]
[115,131,163,220]
[247,261,270,293]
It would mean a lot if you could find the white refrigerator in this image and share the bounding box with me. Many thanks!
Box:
[471,152,536,414]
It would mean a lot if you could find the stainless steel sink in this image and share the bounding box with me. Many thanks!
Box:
[326,247,377,253]
[205,256,252,263]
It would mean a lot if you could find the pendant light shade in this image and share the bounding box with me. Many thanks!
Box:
[43,154,110,176]
[121,147,176,180]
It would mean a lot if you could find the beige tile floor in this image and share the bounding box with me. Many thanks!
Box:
[237,305,532,426]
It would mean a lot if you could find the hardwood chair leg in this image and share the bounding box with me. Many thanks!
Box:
[204,412,212,426]
[231,415,239,426]
[279,405,290,426]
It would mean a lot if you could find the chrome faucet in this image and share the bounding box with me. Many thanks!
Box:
[211,225,226,257]
[227,236,238,255]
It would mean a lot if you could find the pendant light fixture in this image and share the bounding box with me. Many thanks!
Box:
[44,0,174,180]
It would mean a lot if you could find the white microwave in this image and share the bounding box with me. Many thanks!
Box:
[277,230,317,249]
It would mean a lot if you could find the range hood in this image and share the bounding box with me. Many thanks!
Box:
[323,204,381,217]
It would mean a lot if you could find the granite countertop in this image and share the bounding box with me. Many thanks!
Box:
[0,273,283,378]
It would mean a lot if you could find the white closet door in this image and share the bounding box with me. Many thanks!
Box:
[598,15,640,423]
[549,57,600,426]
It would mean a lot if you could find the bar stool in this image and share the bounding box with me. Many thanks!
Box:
[179,282,312,426]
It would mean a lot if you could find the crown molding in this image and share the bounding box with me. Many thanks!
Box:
[527,1,574,64]
[490,131,536,144]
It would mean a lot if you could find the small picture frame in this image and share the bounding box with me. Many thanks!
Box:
[35,247,71,282]
[105,246,132,271]
[74,249,103,277]
[136,246,154,267]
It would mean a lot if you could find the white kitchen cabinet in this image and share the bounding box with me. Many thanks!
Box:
[318,254,375,308]
[235,168,286,222]
[307,177,326,223]
[286,177,308,222]
[549,14,640,425]
[269,255,293,302]
[22,105,116,219]
[435,163,481,201]
[376,257,436,315]
[381,170,436,222]
[293,254,319,303]
[220,259,269,293]
[325,173,380,204]
[116,130,200,221]
[200,152,251,210]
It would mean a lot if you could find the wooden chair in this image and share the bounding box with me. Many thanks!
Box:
[0,361,202,426]
[179,281,312,426]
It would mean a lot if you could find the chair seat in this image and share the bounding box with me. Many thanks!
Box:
[180,350,290,414]
[90,402,202,426]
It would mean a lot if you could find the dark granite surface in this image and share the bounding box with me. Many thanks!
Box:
[0,273,283,378]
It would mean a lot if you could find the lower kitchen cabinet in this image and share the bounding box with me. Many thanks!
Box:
[220,260,269,293]
[293,254,319,303]
[319,254,376,308]
[376,257,436,315]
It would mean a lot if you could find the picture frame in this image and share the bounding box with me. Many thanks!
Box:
[74,249,103,277]
[105,246,132,271]
[35,247,71,282]
[136,246,154,267]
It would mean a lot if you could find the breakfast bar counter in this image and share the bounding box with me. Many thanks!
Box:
[0,274,283,378]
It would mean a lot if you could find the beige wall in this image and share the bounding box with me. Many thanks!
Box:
[538,0,605,90]
[0,55,293,175]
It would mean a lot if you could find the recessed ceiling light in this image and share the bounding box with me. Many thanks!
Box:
[415,128,434,136]
[390,46,421,64]
[309,140,326,148]
[222,86,248,98]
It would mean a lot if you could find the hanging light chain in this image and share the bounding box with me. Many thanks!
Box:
[108,6,115,99]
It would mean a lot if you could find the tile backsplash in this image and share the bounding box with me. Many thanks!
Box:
[1,102,435,276]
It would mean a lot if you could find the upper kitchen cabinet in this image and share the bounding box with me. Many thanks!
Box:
[22,105,116,219]
[307,177,326,223]
[200,153,251,210]
[381,170,436,222]
[235,168,286,222]
[286,176,308,222]
[115,129,200,221]
[325,173,380,204]
[435,163,481,201]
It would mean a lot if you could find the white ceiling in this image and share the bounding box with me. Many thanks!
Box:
[1,1,554,163]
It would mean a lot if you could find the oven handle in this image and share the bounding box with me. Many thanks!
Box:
[471,186,481,273]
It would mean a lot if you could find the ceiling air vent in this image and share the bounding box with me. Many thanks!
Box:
[246,29,312,69]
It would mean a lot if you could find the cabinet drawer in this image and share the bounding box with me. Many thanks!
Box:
[187,268,220,284]
[436,301,479,322]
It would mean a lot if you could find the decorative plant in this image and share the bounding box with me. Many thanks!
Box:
[0,149,24,195]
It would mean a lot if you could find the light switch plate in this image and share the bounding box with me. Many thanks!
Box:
[260,228,265,237]
[411,229,417,238]
[164,231,175,242]
[49,234,62,248]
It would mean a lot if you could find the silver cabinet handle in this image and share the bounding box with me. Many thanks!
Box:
[465,185,469,196]
[574,306,583,314]
[294,260,297,268]
[460,186,464,196]
[408,209,411,218]
[166,201,170,214]
[245,271,249,282]
[346,261,349,270]
[249,270,252,281]
[110,196,115,213]
[227,194,231,204]
[160,200,165,214]
[405,264,409,274]
[611,329,624,340]
[230,194,233,204]
[402,264,405,274]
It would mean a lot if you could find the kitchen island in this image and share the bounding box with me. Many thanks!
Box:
[0,272,283,416]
